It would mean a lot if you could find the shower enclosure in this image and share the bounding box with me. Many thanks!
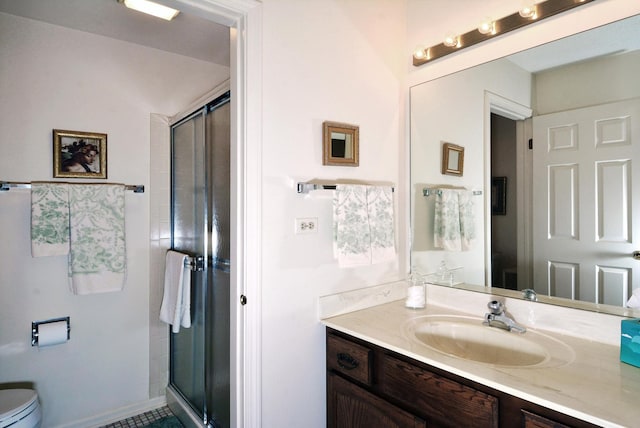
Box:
[167,91,231,428]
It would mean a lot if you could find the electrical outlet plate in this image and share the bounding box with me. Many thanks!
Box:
[295,217,317,234]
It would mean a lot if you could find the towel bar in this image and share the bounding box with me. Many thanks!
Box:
[185,255,205,272]
[423,188,482,197]
[297,182,395,194]
[1,181,144,193]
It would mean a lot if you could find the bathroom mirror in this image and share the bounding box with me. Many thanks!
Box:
[441,142,464,176]
[410,14,640,317]
[323,121,359,166]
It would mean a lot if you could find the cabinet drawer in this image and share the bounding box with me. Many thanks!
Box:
[327,334,372,385]
[522,410,572,428]
[380,354,498,428]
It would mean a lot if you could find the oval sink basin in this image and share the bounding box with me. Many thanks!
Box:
[404,315,574,368]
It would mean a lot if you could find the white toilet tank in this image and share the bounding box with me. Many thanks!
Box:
[0,389,42,428]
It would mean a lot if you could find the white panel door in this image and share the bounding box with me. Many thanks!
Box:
[532,98,640,305]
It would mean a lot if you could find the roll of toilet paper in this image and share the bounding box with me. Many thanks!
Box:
[38,321,68,347]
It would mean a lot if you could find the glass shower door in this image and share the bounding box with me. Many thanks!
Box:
[170,91,231,427]
[170,107,208,420]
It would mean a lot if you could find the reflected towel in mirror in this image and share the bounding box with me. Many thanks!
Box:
[434,189,476,251]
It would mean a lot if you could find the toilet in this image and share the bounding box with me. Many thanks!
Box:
[0,389,42,428]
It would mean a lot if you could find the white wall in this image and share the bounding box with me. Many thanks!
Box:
[259,1,406,426]
[0,13,228,427]
[534,50,640,114]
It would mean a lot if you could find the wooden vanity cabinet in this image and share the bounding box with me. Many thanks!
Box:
[326,328,599,428]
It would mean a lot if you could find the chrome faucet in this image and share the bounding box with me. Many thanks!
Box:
[483,300,526,333]
[522,289,538,302]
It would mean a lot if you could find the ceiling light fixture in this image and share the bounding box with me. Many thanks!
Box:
[412,0,594,67]
[120,0,180,21]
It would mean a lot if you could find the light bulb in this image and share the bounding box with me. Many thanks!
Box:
[478,18,495,35]
[443,34,459,48]
[413,46,427,60]
[519,3,537,19]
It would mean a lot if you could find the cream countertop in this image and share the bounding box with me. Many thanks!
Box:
[322,299,640,428]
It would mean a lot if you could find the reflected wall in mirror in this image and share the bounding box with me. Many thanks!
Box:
[323,121,359,166]
[441,142,464,176]
[410,14,640,317]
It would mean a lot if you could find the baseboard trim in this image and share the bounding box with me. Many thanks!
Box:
[55,396,167,428]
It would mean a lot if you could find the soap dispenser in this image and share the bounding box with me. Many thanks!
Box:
[405,270,426,309]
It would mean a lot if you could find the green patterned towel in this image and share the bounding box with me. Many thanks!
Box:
[31,182,70,257]
[68,184,126,295]
[434,189,476,251]
[333,185,396,267]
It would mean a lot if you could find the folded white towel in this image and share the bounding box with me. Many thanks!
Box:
[159,250,192,333]
[31,182,70,257]
[333,185,396,267]
[68,184,126,295]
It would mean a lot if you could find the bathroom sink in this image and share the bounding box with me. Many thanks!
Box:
[404,315,574,368]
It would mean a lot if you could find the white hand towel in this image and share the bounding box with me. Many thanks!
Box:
[627,288,640,309]
[31,182,70,257]
[68,184,126,294]
[160,250,192,333]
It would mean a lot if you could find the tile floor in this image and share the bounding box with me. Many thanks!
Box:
[100,406,175,428]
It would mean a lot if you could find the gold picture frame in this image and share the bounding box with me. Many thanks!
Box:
[322,121,359,167]
[441,142,464,176]
[53,129,107,179]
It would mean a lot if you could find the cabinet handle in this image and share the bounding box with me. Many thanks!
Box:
[337,352,359,370]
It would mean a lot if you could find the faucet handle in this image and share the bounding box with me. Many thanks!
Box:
[487,300,504,315]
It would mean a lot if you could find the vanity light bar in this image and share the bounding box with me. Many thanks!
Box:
[413,0,595,67]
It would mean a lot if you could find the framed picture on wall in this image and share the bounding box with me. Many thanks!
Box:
[491,176,507,215]
[53,129,107,179]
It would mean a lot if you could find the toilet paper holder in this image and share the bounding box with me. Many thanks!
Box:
[31,316,70,346]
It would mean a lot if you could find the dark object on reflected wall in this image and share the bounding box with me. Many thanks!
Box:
[492,176,506,215]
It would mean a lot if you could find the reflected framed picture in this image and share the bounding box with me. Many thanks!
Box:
[53,129,107,179]
[441,142,464,176]
[491,176,507,215]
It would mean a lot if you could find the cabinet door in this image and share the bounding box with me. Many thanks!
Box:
[328,373,427,428]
